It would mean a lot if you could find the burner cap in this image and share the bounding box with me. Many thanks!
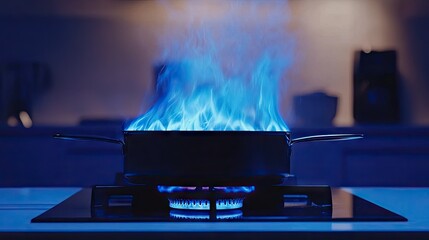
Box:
[157,186,254,210]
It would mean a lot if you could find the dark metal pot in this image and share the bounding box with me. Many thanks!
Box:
[54,131,362,186]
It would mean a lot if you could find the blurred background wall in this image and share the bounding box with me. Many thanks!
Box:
[0,0,428,127]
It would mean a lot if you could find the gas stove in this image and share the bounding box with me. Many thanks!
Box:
[32,184,406,222]
[38,131,404,222]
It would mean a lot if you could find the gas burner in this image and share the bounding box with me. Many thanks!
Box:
[168,197,244,210]
[157,186,255,210]
[170,210,243,220]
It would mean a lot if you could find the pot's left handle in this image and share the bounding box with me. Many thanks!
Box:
[53,133,125,146]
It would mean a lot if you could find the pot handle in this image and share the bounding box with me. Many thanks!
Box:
[290,133,363,145]
[53,133,125,146]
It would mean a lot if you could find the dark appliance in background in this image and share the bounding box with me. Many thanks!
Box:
[0,62,50,127]
[353,50,400,124]
[293,91,338,127]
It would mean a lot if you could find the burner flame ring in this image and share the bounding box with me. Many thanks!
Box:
[168,198,245,210]
[157,186,254,211]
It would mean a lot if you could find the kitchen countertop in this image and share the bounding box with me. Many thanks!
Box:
[0,187,428,240]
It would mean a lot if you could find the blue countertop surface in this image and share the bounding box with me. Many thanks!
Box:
[0,187,428,239]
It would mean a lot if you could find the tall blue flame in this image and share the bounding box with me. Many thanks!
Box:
[127,0,293,131]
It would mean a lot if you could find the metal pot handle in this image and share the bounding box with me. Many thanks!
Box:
[53,133,125,146]
[54,133,362,146]
[290,133,363,145]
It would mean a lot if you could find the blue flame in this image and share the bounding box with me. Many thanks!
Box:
[168,198,244,210]
[127,1,293,131]
[157,185,184,193]
[170,210,242,220]
[219,186,255,193]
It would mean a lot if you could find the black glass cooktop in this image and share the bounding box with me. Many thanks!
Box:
[32,186,406,222]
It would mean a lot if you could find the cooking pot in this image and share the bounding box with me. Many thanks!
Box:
[54,131,362,186]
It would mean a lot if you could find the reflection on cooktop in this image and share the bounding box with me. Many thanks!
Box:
[31,186,406,222]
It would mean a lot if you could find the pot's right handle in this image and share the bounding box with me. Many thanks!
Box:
[290,134,363,145]
[53,133,125,146]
